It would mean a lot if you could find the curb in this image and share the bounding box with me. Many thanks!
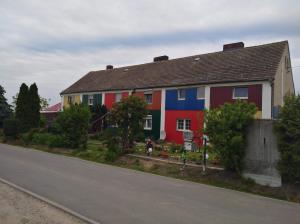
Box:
[0,177,101,224]
[127,154,224,170]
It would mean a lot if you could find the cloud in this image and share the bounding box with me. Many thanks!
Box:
[0,0,300,104]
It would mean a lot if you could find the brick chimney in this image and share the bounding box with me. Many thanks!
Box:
[106,65,113,70]
[153,55,169,62]
[223,42,244,51]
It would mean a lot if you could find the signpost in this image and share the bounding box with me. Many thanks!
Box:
[183,131,193,151]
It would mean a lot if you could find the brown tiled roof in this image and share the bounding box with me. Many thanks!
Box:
[61,41,287,94]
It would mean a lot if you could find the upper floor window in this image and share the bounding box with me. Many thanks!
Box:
[197,87,205,99]
[67,95,75,104]
[144,115,152,130]
[176,119,191,131]
[233,87,248,99]
[144,93,153,104]
[115,93,122,102]
[88,95,94,106]
[177,89,186,100]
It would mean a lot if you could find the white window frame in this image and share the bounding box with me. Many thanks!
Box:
[177,89,186,100]
[233,87,248,99]
[115,93,122,102]
[144,115,152,130]
[144,93,153,104]
[67,95,75,104]
[88,94,94,106]
[176,119,191,131]
[196,86,205,99]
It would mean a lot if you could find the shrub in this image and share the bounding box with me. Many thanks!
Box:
[109,95,148,150]
[47,135,66,148]
[54,104,91,149]
[169,143,182,153]
[20,128,40,145]
[31,133,52,145]
[3,118,18,138]
[274,94,300,183]
[205,101,256,173]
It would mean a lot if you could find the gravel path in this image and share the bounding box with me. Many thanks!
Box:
[0,181,86,224]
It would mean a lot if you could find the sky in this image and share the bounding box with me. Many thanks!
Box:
[1,0,300,105]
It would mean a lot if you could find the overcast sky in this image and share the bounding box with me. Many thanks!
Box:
[1,0,300,104]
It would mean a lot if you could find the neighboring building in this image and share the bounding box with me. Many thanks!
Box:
[60,41,295,144]
[41,103,61,126]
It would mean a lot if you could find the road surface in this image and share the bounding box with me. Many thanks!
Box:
[0,143,299,224]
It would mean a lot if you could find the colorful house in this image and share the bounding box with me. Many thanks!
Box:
[60,41,295,145]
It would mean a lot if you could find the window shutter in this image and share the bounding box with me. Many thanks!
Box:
[93,94,102,106]
[82,95,88,105]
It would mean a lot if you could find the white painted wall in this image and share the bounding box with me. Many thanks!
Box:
[160,88,166,139]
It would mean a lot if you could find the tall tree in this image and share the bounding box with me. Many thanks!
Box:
[15,83,30,132]
[28,83,41,128]
[0,85,12,127]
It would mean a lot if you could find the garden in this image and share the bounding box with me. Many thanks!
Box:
[1,83,300,203]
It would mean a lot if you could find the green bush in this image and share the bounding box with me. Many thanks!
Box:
[169,143,182,153]
[205,101,256,173]
[31,133,52,145]
[105,145,121,162]
[54,104,91,149]
[187,152,202,162]
[47,135,66,148]
[274,94,300,183]
[3,118,18,138]
[20,128,40,145]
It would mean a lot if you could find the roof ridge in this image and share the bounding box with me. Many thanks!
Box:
[88,40,288,73]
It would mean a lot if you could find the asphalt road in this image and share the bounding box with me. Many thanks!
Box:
[0,143,299,224]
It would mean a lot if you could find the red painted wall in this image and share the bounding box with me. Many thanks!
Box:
[210,85,262,110]
[165,110,204,145]
[133,90,161,110]
[104,92,129,109]
[104,93,115,109]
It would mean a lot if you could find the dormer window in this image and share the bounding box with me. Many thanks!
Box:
[177,89,186,100]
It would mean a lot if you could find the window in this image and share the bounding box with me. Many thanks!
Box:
[144,115,152,130]
[197,87,205,99]
[176,119,191,131]
[67,96,75,104]
[88,95,94,106]
[233,87,248,99]
[115,93,122,102]
[144,93,153,104]
[177,89,186,100]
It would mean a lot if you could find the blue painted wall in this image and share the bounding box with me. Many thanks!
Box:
[166,88,205,110]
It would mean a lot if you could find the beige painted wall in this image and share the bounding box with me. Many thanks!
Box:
[273,43,295,107]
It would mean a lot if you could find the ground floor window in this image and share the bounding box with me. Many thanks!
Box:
[88,95,94,105]
[67,95,75,104]
[115,93,122,102]
[176,119,191,131]
[144,115,152,130]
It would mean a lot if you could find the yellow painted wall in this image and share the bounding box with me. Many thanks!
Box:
[63,95,81,108]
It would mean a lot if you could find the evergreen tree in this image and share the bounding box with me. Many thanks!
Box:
[15,83,30,132]
[28,83,40,128]
[0,85,12,127]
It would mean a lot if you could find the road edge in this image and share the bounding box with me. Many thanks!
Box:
[0,177,101,224]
